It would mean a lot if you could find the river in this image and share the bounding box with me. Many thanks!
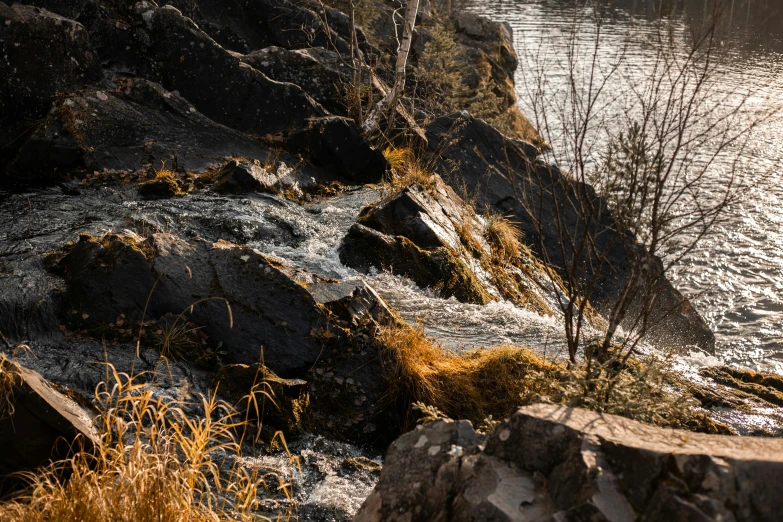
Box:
[466,0,783,372]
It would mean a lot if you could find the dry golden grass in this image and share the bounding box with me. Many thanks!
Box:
[382,147,434,192]
[482,211,522,263]
[0,354,23,419]
[379,322,727,434]
[0,365,293,521]
[379,322,560,426]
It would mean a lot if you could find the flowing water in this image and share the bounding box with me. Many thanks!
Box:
[466,0,783,372]
[3,2,783,515]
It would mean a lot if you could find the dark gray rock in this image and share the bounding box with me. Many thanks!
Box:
[340,176,491,304]
[287,117,387,185]
[339,174,560,315]
[212,158,316,197]
[424,112,715,353]
[163,0,369,56]
[0,3,98,176]
[54,232,328,375]
[133,3,324,137]
[10,79,278,180]
[0,364,98,494]
[241,46,352,115]
[356,404,783,522]
[215,363,308,433]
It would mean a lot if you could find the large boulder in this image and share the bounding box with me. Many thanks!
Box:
[10,79,278,180]
[53,232,329,375]
[241,46,353,115]
[356,404,783,522]
[0,3,97,173]
[163,0,368,56]
[0,363,98,494]
[424,112,715,353]
[286,117,387,185]
[340,183,492,304]
[132,3,324,137]
[340,175,561,314]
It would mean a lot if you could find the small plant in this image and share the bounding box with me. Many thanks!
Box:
[482,211,522,263]
[0,365,294,521]
[379,322,725,434]
[382,147,434,192]
[0,354,23,419]
[411,401,447,424]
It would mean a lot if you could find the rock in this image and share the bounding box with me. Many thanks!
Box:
[10,79,279,180]
[163,0,368,56]
[340,177,490,304]
[0,362,98,494]
[133,3,324,136]
[311,279,397,326]
[286,117,387,184]
[241,46,353,115]
[54,232,328,375]
[340,174,561,313]
[215,363,308,433]
[356,404,783,522]
[0,3,97,176]
[212,158,314,198]
[424,112,716,353]
[342,222,490,304]
[451,12,518,78]
[700,366,783,408]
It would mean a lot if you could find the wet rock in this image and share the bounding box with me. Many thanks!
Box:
[356,404,783,522]
[0,363,98,494]
[286,117,387,185]
[133,3,324,136]
[212,158,314,198]
[215,363,308,433]
[341,174,562,314]
[54,232,328,375]
[312,279,397,326]
[342,222,490,304]
[700,366,783,408]
[424,112,716,353]
[11,79,277,179]
[340,177,490,304]
[0,2,97,176]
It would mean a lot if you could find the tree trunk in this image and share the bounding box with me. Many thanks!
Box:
[361,0,420,135]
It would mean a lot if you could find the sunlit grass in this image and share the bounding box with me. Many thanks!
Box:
[0,364,294,521]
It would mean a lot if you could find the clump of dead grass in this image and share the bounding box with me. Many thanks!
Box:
[379,322,559,426]
[382,147,434,192]
[482,211,522,263]
[380,322,727,434]
[0,353,24,419]
[0,365,294,521]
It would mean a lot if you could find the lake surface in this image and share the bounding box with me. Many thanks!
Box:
[467,0,783,371]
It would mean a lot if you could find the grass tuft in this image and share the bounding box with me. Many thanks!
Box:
[379,322,558,426]
[0,354,24,419]
[482,211,522,263]
[0,365,293,521]
[380,322,728,434]
[382,147,434,192]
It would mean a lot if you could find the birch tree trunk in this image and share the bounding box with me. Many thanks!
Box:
[361,0,420,135]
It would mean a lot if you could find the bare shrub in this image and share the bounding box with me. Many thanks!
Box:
[516,0,767,363]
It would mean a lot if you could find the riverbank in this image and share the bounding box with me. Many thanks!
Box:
[1,0,783,520]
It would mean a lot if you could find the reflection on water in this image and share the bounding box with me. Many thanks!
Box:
[467,0,783,371]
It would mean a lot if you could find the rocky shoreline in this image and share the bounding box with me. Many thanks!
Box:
[2,0,783,519]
